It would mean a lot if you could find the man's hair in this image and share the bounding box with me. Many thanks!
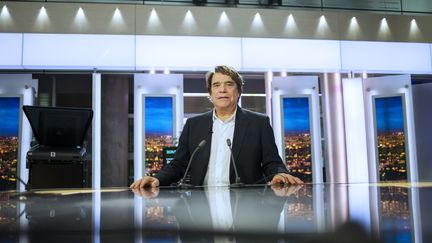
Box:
[205,65,244,96]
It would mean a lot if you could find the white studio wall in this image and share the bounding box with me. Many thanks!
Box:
[22,33,136,70]
[271,76,323,183]
[242,38,341,72]
[133,74,184,181]
[0,33,22,69]
[1,33,432,74]
[135,35,242,71]
[340,41,432,74]
[363,75,418,183]
[0,74,38,191]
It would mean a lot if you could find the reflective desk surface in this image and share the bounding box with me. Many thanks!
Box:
[1,182,431,243]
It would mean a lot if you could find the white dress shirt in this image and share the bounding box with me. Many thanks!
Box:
[203,109,236,186]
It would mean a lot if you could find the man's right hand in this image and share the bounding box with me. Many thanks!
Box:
[129,176,160,189]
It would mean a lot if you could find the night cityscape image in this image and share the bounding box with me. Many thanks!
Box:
[0,97,20,190]
[375,96,407,181]
[284,185,314,225]
[144,97,174,176]
[282,97,312,183]
[380,187,411,242]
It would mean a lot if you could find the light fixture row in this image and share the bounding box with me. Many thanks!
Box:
[1,4,419,23]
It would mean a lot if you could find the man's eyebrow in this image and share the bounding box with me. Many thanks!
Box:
[212,80,234,84]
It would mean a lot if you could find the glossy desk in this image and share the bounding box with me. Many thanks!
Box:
[1,183,431,243]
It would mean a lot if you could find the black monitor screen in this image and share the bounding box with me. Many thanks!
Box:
[23,106,93,148]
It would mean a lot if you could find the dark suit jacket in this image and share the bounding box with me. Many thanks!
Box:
[155,107,288,186]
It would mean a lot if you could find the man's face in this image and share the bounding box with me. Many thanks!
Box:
[210,72,240,112]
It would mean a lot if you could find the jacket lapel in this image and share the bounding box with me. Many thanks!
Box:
[230,107,249,182]
[196,111,213,185]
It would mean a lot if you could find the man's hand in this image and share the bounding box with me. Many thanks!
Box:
[129,176,160,189]
[270,173,303,185]
[131,187,160,198]
[270,184,303,197]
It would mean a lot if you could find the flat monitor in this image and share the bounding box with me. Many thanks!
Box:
[163,146,177,166]
[23,106,93,148]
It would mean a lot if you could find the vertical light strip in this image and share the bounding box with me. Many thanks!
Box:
[133,82,143,180]
[342,78,369,183]
[399,85,419,182]
[411,187,423,243]
[313,185,326,232]
[19,201,29,242]
[19,86,33,192]
[310,81,324,184]
[134,196,144,243]
[264,71,273,123]
[92,190,101,243]
[322,73,347,183]
[348,184,372,234]
[92,73,101,189]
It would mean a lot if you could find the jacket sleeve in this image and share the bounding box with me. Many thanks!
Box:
[260,116,288,180]
[154,119,191,186]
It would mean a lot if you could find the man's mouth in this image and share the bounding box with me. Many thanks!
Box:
[218,96,229,100]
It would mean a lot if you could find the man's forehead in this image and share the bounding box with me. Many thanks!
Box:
[212,79,234,83]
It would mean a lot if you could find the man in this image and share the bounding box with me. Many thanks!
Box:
[130,65,303,188]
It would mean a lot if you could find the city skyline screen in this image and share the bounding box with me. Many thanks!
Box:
[282,97,312,182]
[379,187,412,243]
[0,96,21,190]
[374,95,407,181]
[144,96,174,176]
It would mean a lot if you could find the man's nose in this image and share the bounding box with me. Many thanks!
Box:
[218,84,227,92]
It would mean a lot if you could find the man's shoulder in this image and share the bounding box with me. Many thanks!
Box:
[186,110,212,123]
[239,108,268,120]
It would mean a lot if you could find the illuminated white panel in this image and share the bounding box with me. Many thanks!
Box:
[22,33,135,70]
[271,76,323,183]
[136,35,241,70]
[342,78,369,183]
[341,41,432,73]
[0,74,37,192]
[363,75,418,182]
[242,38,341,71]
[133,74,184,180]
[0,33,23,68]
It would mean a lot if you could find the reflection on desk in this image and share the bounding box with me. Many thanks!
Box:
[1,183,431,243]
